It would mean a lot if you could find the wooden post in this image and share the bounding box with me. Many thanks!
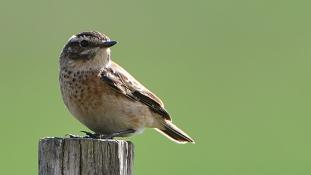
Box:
[39,137,134,175]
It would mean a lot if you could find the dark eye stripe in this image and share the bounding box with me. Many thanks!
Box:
[67,41,80,47]
[67,37,98,49]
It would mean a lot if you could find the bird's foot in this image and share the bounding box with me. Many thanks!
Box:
[106,129,136,138]
[79,131,100,138]
[80,129,136,139]
[65,134,82,138]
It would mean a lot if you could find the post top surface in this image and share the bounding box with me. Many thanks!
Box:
[39,137,133,145]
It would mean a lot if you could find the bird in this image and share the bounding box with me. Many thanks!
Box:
[59,31,194,144]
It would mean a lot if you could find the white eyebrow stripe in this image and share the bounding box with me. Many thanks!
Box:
[68,35,77,41]
[69,35,92,43]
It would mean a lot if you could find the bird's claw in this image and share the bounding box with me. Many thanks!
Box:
[65,134,81,138]
[80,131,105,139]
[80,129,136,139]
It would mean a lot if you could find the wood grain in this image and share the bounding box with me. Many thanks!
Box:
[39,137,134,175]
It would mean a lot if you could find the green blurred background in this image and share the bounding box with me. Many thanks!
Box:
[0,0,310,174]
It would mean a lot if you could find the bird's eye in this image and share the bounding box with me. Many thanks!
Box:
[80,40,89,47]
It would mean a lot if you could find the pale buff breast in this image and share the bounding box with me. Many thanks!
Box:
[59,69,157,134]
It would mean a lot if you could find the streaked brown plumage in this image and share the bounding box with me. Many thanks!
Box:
[59,31,194,143]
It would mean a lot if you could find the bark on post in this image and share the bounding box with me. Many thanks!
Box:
[39,137,134,175]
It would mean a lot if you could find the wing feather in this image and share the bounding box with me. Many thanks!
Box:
[100,62,171,120]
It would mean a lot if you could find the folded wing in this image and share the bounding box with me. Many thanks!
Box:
[100,62,171,121]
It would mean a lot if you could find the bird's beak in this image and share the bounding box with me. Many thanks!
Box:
[100,40,118,48]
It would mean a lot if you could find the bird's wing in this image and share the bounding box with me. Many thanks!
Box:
[100,62,171,121]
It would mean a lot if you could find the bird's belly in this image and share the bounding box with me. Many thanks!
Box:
[65,89,155,135]
[60,71,158,135]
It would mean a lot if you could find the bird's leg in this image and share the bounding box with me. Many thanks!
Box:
[65,133,82,138]
[104,129,136,139]
[80,129,136,139]
[80,131,101,138]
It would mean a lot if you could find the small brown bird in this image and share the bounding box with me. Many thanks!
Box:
[59,31,194,143]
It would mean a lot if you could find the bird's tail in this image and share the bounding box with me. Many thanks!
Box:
[156,121,195,144]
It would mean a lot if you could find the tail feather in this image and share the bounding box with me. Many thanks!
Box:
[156,121,195,144]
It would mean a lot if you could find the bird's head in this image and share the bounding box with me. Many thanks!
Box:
[60,31,117,70]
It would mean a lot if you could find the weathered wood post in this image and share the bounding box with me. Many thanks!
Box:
[39,138,134,175]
